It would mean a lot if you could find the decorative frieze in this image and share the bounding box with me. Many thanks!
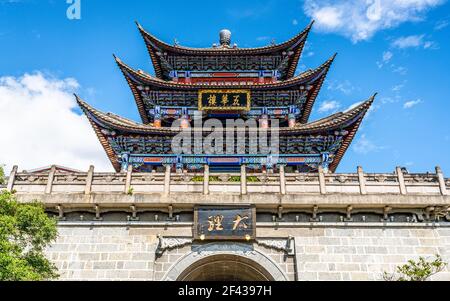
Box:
[155,235,193,257]
[256,236,295,255]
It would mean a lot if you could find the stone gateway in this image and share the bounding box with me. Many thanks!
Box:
[3,21,449,281]
[3,165,450,281]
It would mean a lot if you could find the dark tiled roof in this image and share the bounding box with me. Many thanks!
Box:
[137,21,314,79]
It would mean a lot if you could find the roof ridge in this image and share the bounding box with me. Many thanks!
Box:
[136,20,313,52]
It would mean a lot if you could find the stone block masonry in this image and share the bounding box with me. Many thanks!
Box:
[46,225,450,281]
[46,227,159,281]
[294,227,450,281]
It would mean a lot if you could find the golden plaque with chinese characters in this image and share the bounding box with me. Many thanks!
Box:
[194,206,256,241]
[198,89,251,111]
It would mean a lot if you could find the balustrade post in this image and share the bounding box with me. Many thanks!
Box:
[6,165,18,192]
[125,164,133,194]
[45,165,57,194]
[318,165,327,195]
[280,165,286,195]
[241,165,247,195]
[85,165,94,195]
[164,165,171,196]
[396,166,407,195]
[203,165,210,195]
[436,166,448,196]
[357,166,367,195]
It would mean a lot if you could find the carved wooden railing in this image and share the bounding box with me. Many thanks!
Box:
[4,165,449,196]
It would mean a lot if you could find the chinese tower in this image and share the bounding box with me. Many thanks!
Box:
[76,21,375,173]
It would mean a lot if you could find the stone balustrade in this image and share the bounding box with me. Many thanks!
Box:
[4,165,449,199]
[3,165,450,226]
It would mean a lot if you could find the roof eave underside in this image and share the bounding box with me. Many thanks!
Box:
[76,94,374,173]
[76,94,374,136]
[117,54,333,90]
[115,54,334,124]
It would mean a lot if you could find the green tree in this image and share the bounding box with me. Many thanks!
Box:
[0,191,58,281]
[383,255,447,281]
[0,165,5,185]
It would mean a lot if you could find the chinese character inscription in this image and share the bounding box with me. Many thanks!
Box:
[199,90,250,111]
[195,207,256,240]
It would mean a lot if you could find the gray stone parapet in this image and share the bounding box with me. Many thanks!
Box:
[3,165,448,211]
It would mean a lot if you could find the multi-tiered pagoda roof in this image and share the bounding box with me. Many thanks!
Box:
[77,21,374,173]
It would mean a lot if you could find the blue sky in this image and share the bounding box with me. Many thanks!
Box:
[0,0,449,174]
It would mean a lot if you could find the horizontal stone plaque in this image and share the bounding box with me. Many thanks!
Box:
[194,206,256,241]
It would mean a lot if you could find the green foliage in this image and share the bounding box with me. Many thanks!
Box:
[0,191,58,281]
[228,176,241,182]
[0,165,5,185]
[247,176,260,183]
[191,176,205,182]
[191,176,221,182]
[127,186,134,195]
[227,176,261,183]
[383,255,447,281]
[191,176,261,183]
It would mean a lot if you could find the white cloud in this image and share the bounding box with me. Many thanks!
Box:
[392,65,408,75]
[318,100,341,113]
[423,40,439,49]
[327,80,355,95]
[0,72,112,173]
[293,19,299,26]
[353,134,383,154]
[377,50,393,68]
[392,82,405,92]
[303,0,445,42]
[311,6,343,28]
[382,51,393,62]
[403,99,423,109]
[391,34,437,49]
[300,41,315,58]
[435,19,449,30]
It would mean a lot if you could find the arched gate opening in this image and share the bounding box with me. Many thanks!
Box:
[162,243,289,281]
[177,254,274,281]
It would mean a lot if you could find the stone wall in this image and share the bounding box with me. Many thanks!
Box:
[293,227,450,281]
[46,227,156,280]
[46,225,450,281]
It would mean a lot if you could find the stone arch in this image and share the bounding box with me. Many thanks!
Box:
[162,242,288,281]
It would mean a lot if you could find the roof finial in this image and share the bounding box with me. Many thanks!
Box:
[219,29,231,47]
[135,21,143,30]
